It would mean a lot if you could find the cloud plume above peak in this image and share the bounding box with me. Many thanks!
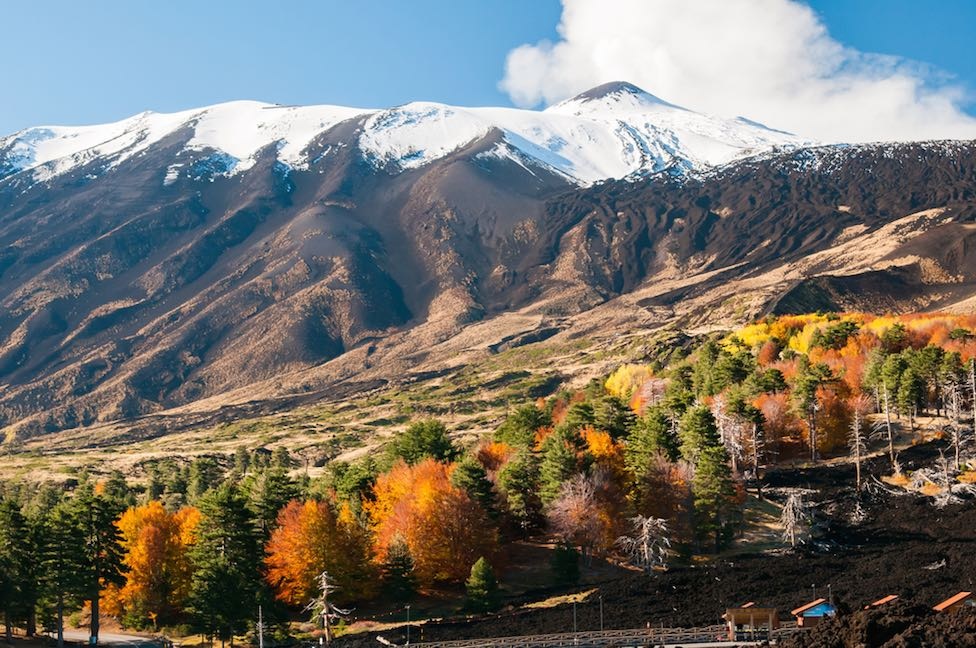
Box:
[500,0,976,143]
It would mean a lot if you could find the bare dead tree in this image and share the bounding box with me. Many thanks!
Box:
[970,358,976,444]
[305,571,352,645]
[750,420,765,478]
[849,395,872,493]
[780,491,811,548]
[616,515,671,574]
[711,395,745,474]
[882,384,896,467]
[547,473,603,563]
[946,382,963,470]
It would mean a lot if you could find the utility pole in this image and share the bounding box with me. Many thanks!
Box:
[599,595,604,632]
[405,605,411,647]
[573,599,578,646]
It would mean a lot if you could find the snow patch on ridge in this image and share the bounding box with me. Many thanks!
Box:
[0,82,810,188]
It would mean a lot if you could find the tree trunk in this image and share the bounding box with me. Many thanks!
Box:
[808,411,818,462]
[853,410,862,493]
[883,386,895,467]
[57,592,64,648]
[970,359,976,443]
[752,423,763,500]
[27,609,36,637]
[5,609,12,644]
[91,593,100,646]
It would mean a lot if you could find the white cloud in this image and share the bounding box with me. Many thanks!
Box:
[500,0,976,142]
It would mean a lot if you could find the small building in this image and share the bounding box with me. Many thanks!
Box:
[865,594,898,609]
[934,591,975,612]
[791,598,837,627]
[723,603,779,641]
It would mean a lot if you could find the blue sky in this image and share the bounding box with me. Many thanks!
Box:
[1,0,974,135]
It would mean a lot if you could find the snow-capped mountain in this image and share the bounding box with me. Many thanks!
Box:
[4,80,971,440]
[0,82,803,186]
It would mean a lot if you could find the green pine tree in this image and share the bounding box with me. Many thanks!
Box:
[692,445,736,553]
[381,534,416,604]
[465,557,501,613]
[0,498,31,642]
[626,406,680,474]
[592,395,636,439]
[188,457,224,502]
[187,485,261,645]
[71,484,125,645]
[539,428,587,505]
[387,419,459,465]
[897,366,926,432]
[549,543,580,586]
[450,457,497,518]
[38,501,86,648]
[497,451,542,534]
[248,466,300,541]
[494,405,551,448]
[678,406,721,465]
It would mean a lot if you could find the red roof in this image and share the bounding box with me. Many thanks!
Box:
[934,591,973,612]
[870,595,899,607]
[791,598,827,616]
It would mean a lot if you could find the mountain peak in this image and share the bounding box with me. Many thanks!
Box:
[548,81,683,115]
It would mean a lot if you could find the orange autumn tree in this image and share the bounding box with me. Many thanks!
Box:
[264,498,376,605]
[367,459,497,586]
[113,501,200,627]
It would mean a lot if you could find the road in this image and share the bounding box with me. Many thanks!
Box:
[56,630,166,648]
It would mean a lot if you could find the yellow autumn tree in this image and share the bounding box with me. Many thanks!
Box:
[114,501,199,627]
[605,364,655,401]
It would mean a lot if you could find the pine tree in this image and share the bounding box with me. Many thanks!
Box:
[187,485,261,646]
[691,340,722,397]
[71,484,125,645]
[234,447,252,476]
[381,534,416,604]
[792,361,833,461]
[592,395,636,439]
[897,366,925,433]
[625,407,680,474]
[678,406,721,465]
[188,457,224,502]
[691,445,736,553]
[248,467,300,541]
[38,501,86,648]
[272,446,293,470]
[497,450,542,534]
[539,428,587,505]
[450,457,497,518]
[0,498,30,642]
[494,405,550,448]
[549,544,580,586]
[464,557,500,613]
[387,419,459,465]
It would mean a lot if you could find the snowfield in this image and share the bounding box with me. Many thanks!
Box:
[0,82,807,186]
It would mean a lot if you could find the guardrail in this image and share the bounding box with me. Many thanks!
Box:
[412,624,741,647]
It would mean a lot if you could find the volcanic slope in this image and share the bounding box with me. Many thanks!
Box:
[0,85,974,442]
